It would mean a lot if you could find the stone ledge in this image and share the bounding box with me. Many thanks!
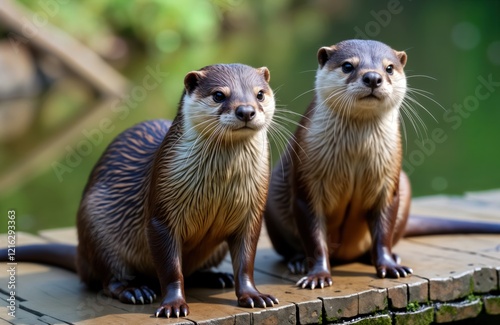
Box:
[435,299,482,323]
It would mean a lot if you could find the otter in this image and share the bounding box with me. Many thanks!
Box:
[264,39,500,290]
[7,63,279,317]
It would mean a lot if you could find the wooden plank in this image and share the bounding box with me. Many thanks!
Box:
[407,234,500,261]
[393,238,499,302]
[465,189,500,206]
[0,262,194,324]
[254,236,430,322]
[2,206,500,324]
[75,314,194,325]
[0,229,191,325]
[411,195,500,222]
[0,232,48,246]
[256,229,431,320]
[38,228,77,245]
[0,291,50,325]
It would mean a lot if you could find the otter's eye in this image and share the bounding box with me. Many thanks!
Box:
[256,90,265,101]
[212,91,226,103]
[386,65,394,75]
[341,62,354,73]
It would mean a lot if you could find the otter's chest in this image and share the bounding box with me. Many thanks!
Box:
[160,140,269,241]
[301,115,400,216]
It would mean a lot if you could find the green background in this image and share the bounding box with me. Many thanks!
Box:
[1,0,499,233]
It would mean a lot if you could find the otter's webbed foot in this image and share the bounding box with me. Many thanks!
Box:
[375,253,413,278]
[104,279,157,304]
[186,270,235,289]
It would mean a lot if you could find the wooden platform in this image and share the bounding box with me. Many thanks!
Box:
[1,190,500,324]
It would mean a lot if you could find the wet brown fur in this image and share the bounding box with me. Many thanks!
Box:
[77,63,278,317]
[265,40,412,288]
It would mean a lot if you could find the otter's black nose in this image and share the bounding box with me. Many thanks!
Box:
[235,105,256,122]
[362,72,383,89]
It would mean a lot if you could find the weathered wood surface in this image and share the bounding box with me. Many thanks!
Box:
[1,190,500,324]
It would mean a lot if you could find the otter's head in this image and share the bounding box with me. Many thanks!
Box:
[315,39,407,119]
[182,64,275,142]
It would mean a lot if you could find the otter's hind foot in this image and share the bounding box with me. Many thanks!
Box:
[286,254,307,274]
[104,279,157,304]
[186,270,235,289]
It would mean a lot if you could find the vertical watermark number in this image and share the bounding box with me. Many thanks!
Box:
[6,210,17,318]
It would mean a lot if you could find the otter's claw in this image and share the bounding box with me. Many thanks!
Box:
[155,301,189,318]
[297,272,333,290]
[238,292,279,308]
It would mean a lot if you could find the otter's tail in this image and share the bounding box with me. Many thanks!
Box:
[1,244,77,272]
[404,215,500,237]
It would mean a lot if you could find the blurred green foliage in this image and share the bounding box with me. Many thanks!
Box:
[18,0,221,51]
[1,0,499,233]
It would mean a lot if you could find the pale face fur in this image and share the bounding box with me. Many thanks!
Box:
[315,40,407,120]
[183,64,275,143]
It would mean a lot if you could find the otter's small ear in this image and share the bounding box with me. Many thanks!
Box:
[257,67,270,83]
[318,46,335,68]
[395,51,407,68]
[184,71,205,94]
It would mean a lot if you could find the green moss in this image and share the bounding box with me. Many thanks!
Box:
[407,301,420,312]
[318,313,323,324]
[437,304,458,317]
[357,315,391,325]
[326,316,339,323]
[420,308,435,325]
[467,294,484,311]
[467,293,480,302]
[469,277,475,294]
[484,296,500,314]
[485,296,500,305]
[395,307,435,325]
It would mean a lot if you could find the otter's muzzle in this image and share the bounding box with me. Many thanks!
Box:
[362,72,383,90]
[235,105,256,122]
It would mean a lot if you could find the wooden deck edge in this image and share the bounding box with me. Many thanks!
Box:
[2,187,500,324]
[2,233,500,324]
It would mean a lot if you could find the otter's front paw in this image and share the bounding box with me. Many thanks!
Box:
[238,291,279,308]
[155,297,189,318]
[375,254,413,278]
[296,271,333,290]
[376,262,413,278]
